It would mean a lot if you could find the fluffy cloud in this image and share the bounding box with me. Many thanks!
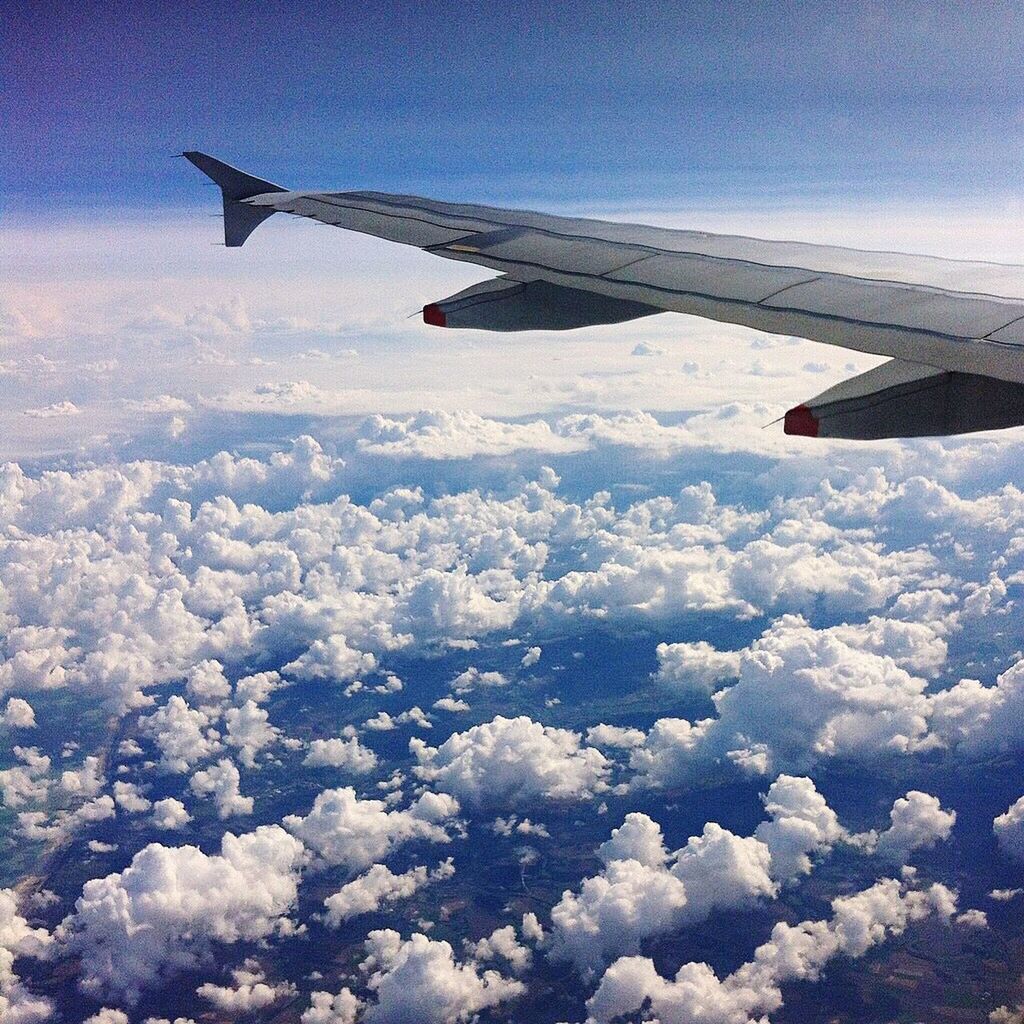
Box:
[549,777,953,974]
[302,989,362,1024]
[492,815,550,838]
[654,640,741,693]
[992,1006,1024,1024]
[467,925,532,973]
[1,888,54,1024]
[19,795,115,844]
[521,912,545,944]
[224,700,279,767]
[189,433,344,500]
[122,394,192,415]
[672,823,778,923]
[1,747,50,808]
[58,825,305,1003]
[549,854,688,974]
[585,724,647,750]
[548,809,777,975]
[0,432,974,731]
[365,707,432,732]
[185,659,231,708]
[283,636,377,685]
[190,758,253,818]
[0,438,357,711]
[586,877,957,1024]
[597,812,671,868]
[196,959,296,1011]
[82,1011,128,1024]
[432,696,470,713]
[956,908,988,928]
[356,410,582,460]
[635,608,1024,787]
[359,929,525,1023]
[863,791,957,861]
[25,401,80,419]
[323,858,455,926]
[60,756,104,798]
[994,796,1024,860]
[928,658,1024,755]
[151,798,192,831]
[304,736,378,773]
[411,716,609,808]
[283,788,459,874]
[521,645,541,668]
[139,697,222,774]
[449,667,508,695]
[990,887,1023,902]
[631,615,940,784]
[234,669,283,704]
[754,774,846,882]
[1,698,36,728]
[113,781,151,814]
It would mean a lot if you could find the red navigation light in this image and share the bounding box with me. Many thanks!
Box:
[423,304,447,327]
[783,404,820,437]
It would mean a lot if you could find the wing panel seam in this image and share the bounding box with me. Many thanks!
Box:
[982,313,1024,339]
[757,276,822,303]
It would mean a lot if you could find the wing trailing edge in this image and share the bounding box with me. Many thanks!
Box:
[785,359,1024,439]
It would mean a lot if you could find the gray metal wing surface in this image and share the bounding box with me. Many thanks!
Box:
[184,151,1024,438]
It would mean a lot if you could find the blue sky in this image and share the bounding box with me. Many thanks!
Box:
[6,0,1024,212]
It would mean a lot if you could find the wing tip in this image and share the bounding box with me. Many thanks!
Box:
[783,404,820,437]
[181,150,287,248]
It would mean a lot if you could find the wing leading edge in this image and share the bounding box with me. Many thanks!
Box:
[184,151,1024,438]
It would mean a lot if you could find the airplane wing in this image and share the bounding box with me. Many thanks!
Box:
[184,151,1024,439]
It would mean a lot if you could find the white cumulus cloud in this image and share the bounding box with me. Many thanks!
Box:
[411,715,609,808]
[196,959,296,1011]
[190,758,253,819]
[586,877,957,1023]
[323,858,455,926]
[58,825,305,1003]
[359,929,525,1023]
[994,795,1024,860]
[283,787,459,874]
[304,736,378,773]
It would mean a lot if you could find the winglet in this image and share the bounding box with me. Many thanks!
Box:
[182,151,287,247]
